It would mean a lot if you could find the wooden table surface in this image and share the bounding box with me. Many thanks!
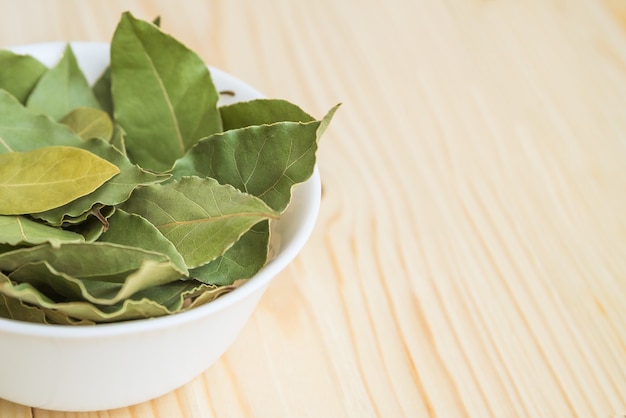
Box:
[1,0,625,416]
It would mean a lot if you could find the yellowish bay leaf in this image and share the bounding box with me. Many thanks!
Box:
[0,146,120,214]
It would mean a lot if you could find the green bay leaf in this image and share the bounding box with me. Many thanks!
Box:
[0,280,49,324]
[186,280,242,309]
[219,99,315,130]
[0,50,47,104]
[60,107,113,140]
[120,176,278,269]
[172,106,338,213]
[0,244,19,255]
[111,12,222,171]
[91,17,162,118]
[0,241,171,278]
[190,221,269,286]
[99,209,188,275]
[109,124,127,155]
[0,146,120,215]
[0,90,83,153]
[93,67,113,116]
[26,44,101,120]
[0,215,84,247]
[0,271,91,324]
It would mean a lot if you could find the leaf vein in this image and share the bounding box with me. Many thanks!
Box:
[16,217,26,240]
[0,136,13,152]
[157,212,276,229]
[133,26,185,154]
[242,136,269,189]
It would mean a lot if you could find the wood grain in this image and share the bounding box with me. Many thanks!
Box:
[0,0,625,416]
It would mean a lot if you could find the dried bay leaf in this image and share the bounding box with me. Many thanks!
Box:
[110,124,127,155]
[188,100,326,284]
[0,146,120,215]
[92,17,161,118]
[0,244,19,254]
[0,290,49,324]
[120,176,279,269]
[111,12,222,171]
[170,121,316,212]
[33,138,168,225]
[8,261,104,302]
[184,281,241,309]
[0,282,94,325]
[0,90,83,153]
[0,242,171,278]
[93,67,113,116]
[60,107,113,141]
[99,209,188,275]
[109,123,128,157]
[26,44,101,120]
[220,99,315,130]
[0,50,47,104]
[38,308,94,325]
[0,215,84,247]
[172,105,338,213]
[123,279,226,314]
[190,221,269,286]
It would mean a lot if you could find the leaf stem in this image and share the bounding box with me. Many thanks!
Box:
[91,207,110,231]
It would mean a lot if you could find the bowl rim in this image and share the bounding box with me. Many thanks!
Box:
[0,41,322,338]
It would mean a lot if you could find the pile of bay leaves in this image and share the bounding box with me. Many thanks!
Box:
[0,12,337,325]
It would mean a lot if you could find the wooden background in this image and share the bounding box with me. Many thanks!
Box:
[1,0,625,416]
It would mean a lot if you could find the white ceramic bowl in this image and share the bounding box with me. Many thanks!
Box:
[0,42,321,412]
